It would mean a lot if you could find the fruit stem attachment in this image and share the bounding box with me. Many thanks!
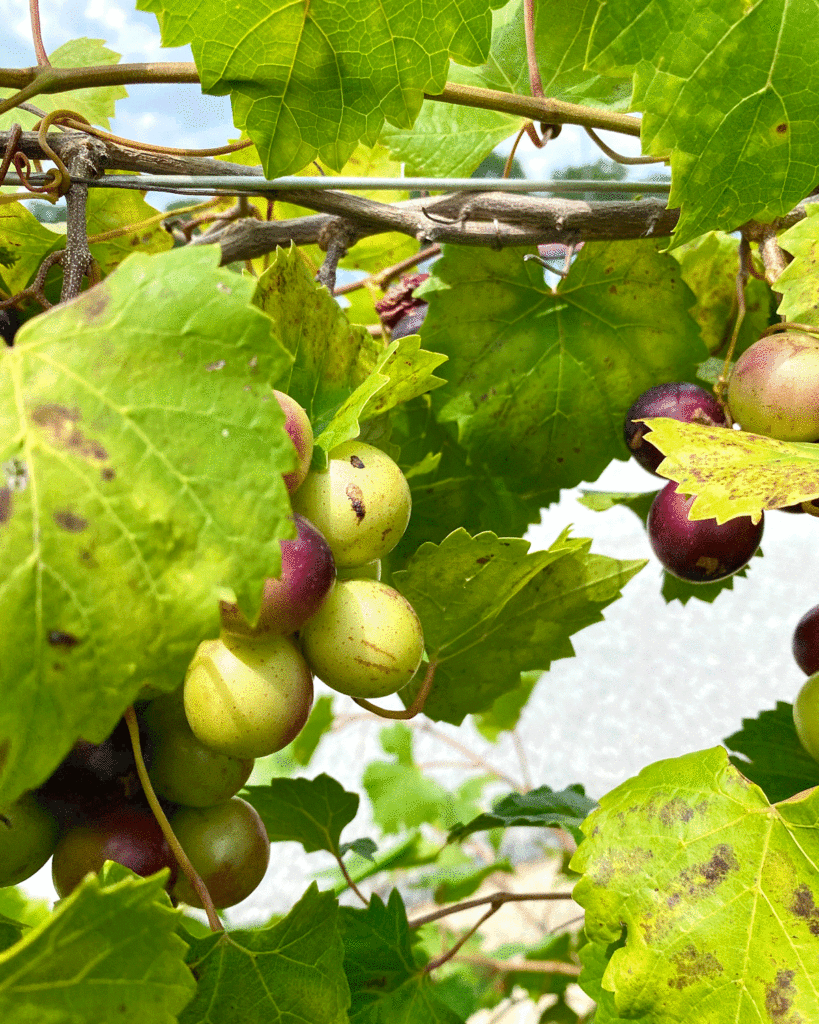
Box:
[761,321,819,339]
[352,659,438,720]
[123,705,224,933]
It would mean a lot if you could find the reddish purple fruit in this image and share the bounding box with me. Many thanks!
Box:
[793,605,819,675]
[220,514,336,636]
[647,482,763,583]
[624,383,726,475]
[51,807,178,898]
[273,390,313,493]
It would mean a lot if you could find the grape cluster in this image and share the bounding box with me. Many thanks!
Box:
[0,391,424,910]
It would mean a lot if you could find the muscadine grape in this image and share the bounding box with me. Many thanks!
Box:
[292,441,411,567]
[727,332,819,440]
[34,718,152,827]
[794,671,819,763]
[170,797,270,909]
[793,605,819,676]
[0,793,60,887]
[219,514,336,637]
[51,807,177,898]
[184,634,313,758]
[146,723,253,808]
[647,482,763,583]
[300,578,424,698]
[0,308,20,347]
[274,390,313,493]
[623,383,726,475]
[336,559,381,582]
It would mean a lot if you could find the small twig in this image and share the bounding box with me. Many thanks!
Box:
[333,243,441,296]
[414,719,523,789]
[123,707,223,932]
[353,659,438,720]
[584,126,665,165]
[334,852,369,906]
[523,0,544,99]
[408,890,575,929]
[29,0,50,67]
[424,904,497,972]
[451,953,581,977]
[0,124,22,186]
[316,232,349,292]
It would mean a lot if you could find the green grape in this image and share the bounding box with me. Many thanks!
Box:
[299,578,424,698]
[0,793,60,887]
[184,634,313,758]
[146,723,253,807]
[170,797,270,909]
[291,441,411,567]
[273,390,314,493]
[794,671,819,762]
[336,559,381,581]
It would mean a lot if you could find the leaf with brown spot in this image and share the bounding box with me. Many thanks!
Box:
[573,747,819,1022]
[640,417,819,524]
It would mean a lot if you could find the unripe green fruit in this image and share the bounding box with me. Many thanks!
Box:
[184,635,313,758]
[147,724,254,808]
[728,332,819,440]
[300,579,424,698]
[291,441,411,567]
[336,559,381,581]
[794,671,819,762]
[170,797,270,909]
[0,793,60,887]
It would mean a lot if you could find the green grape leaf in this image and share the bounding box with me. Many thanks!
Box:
[382,0,630,176]
[393,528,646,725]
[424,241,706,491]
[0,39,127,130]
[572,746,819,1023]
[180,884,349,1024]
[363,724,454,835]
[473,670,540,741]
[587,0,819,246]
[343,889,463,1024]
[0,887,50,933]
[428,859,514,904]
[333,832,441,894]
[0,202,63,297]
[671,232,774,356]
[315,336,448,456]
[775,205,819,325]
[341,837,379,862]
[0,246,294,805]
[724,701,819,804]
[577,940,650,1024]
[86,189,174,273]
[243,773,359,856]
[291,694,335,767]
[0,870,194,1023]
[577,488,759,605]
[0,915,22,955]
[137,0,501,178]
[641,418,819,522]
[448,784,596,845]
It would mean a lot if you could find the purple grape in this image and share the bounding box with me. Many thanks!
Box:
[793,605,819,675]
[0,308,19,347]
[624,383,726,475]
[35,718,152,827]
[220,514,336,636]
[647,482,763,583]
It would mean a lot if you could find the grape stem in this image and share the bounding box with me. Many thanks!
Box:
[123,706,224,933]
[334,853,369,906]
[409,890,575,929]
[352,659,438,719]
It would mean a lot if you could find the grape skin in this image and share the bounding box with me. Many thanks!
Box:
[623,382,726,475]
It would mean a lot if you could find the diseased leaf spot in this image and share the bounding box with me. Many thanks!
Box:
[53,510,88,533]
[31,405,108,461]
[350,455,365,469]
[667,944,723,989]
[0,487,10,524]
[101,467,116,481]
[47,630,80,648]
[776,123,788,134]
[790,884,819,936]
[658,797,695,826]
[765,969,796,1020]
